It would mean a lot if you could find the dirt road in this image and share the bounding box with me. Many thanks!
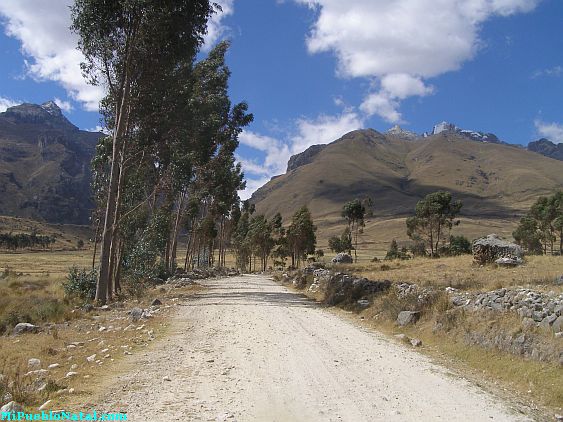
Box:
[99,275,530,421]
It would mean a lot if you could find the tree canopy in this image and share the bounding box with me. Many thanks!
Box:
[406,191,462,257]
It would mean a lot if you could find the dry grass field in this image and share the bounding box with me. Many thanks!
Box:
[0,246,201,410]
[344,254,563,292]
[315,215,519,259]
[0,216,92,251]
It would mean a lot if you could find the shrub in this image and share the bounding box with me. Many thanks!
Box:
[410,241,427,257]
[445,235,472,256]
[63,266,97,300]
[385,240,410,260]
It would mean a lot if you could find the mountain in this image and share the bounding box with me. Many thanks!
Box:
[0,101,102,224]
[527,138,563,161]
[385,125,418,141]
[427,121,504,144]
[251,129,563,224]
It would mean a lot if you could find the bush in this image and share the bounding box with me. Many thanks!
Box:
[410,241,427,257]
[63,266,97,300]
[385,239,409,260]
[437,235,472,256]
[448,235,472,255]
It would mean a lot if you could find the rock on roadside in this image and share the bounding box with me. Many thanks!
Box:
[396,311,420,326]
[13,323,39,335]
[1,402,24,413]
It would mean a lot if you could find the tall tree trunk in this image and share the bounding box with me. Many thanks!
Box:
[184,224,194,270]
[354,223,358,263]
[114,239,124,294]
[170,193,185,271]
[92,217,101,270]
[96,89,130,303]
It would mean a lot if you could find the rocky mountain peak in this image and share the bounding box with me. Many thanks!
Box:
[429,121,503,144]
[386,125,419,140]
[432,121,458,135]
[527,138,563,161]
[2,101,77,131]
[41,101,63,117]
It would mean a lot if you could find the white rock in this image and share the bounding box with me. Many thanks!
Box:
[28,358,41,369]
[24,369,48,378]
[410,338,423,347]
[48,363,60,369]
[0,401,24,413]
[86,354,96,362]
[70,364,78,370]
[65,372,78,378]
[68,388,75,394]
[38,400,52,410]
[163,375,171,381]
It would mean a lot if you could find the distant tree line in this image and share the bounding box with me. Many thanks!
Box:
[0,232,55,250]
[232,205,316,271]
[513,191,563,255]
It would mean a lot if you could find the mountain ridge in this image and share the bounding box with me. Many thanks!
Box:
[0,101,103,224]
[251,129,563,223]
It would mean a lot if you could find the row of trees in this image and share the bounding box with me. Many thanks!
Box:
[328,192,464,260]
[72,0,252,303]
[513,192,563,255]
[232,205,317,271]
[0,233,55,250]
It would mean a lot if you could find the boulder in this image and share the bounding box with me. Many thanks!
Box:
[556,275,563,286]
[0,401,24,413]
[13,322,39,335]
[472,234,523,265]
[410,338,423,347]
[82,303,94,312]
[331,253,353,264]
[151,298,162,306]
[396,311,420,326]
[552,315,563,333]
[129,307,143,322]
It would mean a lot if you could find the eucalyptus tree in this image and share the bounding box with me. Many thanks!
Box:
[72,0,215,303]
[287,206,317,268]
[342,199,366,262]
[406,191,462,257]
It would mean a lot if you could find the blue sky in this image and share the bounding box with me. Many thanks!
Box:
[0,0,562,198]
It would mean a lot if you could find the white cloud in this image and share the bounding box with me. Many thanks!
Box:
[203,0,234,50]
[296,0,540,121]
[291,111,363,152]
[360,74,434,123]
[238,110,364,198]
[0,0,103,111]
[239,131,291,176]
[359,93,401,123]
[532,65,562,79]
[0,96,20,112]
[535,120,563,144]
[0,0,233,111]
[54,97,73,113]
[239,176,271,201]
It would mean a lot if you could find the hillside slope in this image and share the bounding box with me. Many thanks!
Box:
[251,129,563,221]
[0,102,102,224]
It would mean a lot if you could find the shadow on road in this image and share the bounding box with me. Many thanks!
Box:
[180,284,316,308]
